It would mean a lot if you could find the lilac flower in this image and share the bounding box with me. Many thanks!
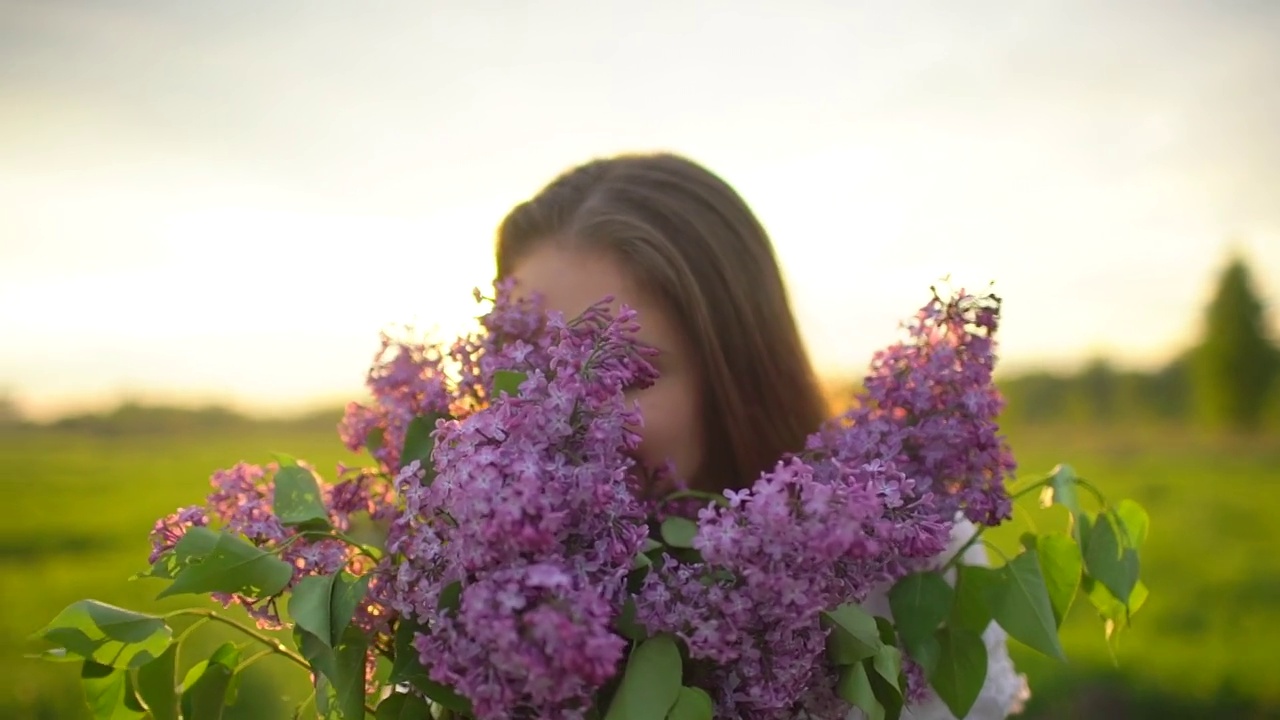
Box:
[811,290,1016,527]
[415,563,626,720]
[378,296,658,718]
[635,456,951,719]
[140,282,1019,719]
[147,506,208,564]
[339,280,551,475]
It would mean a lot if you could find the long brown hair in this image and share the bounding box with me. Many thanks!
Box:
[495,152,829,491]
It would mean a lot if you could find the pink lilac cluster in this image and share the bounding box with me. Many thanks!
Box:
[146,461,393,630]
[338,283,551,475]
[632,290,1013,718]
[636,457,952,719]
[423,564,624,718]
[811,290,1016,527]
[143,282,1016,719]
[378,297,659,720]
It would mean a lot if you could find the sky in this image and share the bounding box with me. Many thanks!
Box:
[2,0,1279,420]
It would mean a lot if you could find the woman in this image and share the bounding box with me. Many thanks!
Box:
[494,152,1030,719]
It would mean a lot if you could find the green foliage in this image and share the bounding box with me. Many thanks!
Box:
[374,692,432,719]
[1191,255,1280,430]
[180,643,241,720]
[603,634,683,720]
[135,644,180,720]
[856,463,1152,718]
[887,571,953,673]
[81,661,146,720]
[930,626,988,717]
[33,601,173,670]
[287,573,370,649]
[308,629,368,720]
[273,465,332,532]
[400,414,440,475]
[659,516,698,549]
[491,370,528,398]
[665,687,714,720]
[156,528,294,600]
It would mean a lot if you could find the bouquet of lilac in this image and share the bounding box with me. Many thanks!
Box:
[31,282,1150,720]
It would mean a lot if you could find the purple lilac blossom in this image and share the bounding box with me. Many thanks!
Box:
[635,456,952,719]
[414,563,625,720]
[380,295,658,719]
[809,290,1015,527]
[144,283,1017,718]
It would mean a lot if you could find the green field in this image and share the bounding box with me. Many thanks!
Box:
[2,418,1278,719]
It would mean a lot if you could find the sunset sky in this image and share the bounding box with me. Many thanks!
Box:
[2,0,1278,420]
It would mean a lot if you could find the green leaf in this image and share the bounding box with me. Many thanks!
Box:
[665,686,714,720]
[303,628,368,720]
[821,603,883,664]
[1074,512,1093,549]
[1040,463,1082,517]
[133,528,219,583]
[329,631,369,720]
[273,465,332,531]
[1085,576,1150,646]
[289,572,371,648]
[438,580,463,612]
[659,517,698,549]
[375,692,432,720]
[388,618,471,714]
[26,647,78,663]
[1082,512,1139,607]
[1029,533,1083,627]
[906,632,942,681]
[33,600,172,670]
[615,597,648,642]
[874,617,898,646]
[134,643,179,720]
[950,565,998,634]
[603,634,683,720]
[1114,499,1150,549]
[869,644,903,693]
[887,571,953,667]
[272,452,300,467]
[867,648,905,720]
[641,537,665,554]
[81,661,145,720]
[837,662,883,720]
[401,414,440,476]
[929,626,988,719]
[492,369,527,398]
[988,550,1067,661]
[365,427,385,458]
[157,527,294,600]
[180,642,240,720]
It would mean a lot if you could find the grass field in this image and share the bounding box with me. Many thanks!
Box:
[2,417,1278,719]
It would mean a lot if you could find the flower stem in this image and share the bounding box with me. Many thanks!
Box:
[941,527,985,571]
[165,609,308,672]
[233,647,275,673]
[164,608,377,716]
[1009,477,1051,503]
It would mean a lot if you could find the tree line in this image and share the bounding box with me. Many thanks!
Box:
[998,253,1279,432]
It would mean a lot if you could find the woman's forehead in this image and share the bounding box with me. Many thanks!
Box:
[508,244,677,349]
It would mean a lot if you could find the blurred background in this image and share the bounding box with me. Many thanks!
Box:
[2,1,1278,718]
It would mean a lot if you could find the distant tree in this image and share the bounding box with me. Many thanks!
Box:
[1073,358,1121,422]
[1191,254,1280,430]
[0,394,23,427]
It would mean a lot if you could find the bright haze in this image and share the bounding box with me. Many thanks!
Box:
[2,0,1278,420]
